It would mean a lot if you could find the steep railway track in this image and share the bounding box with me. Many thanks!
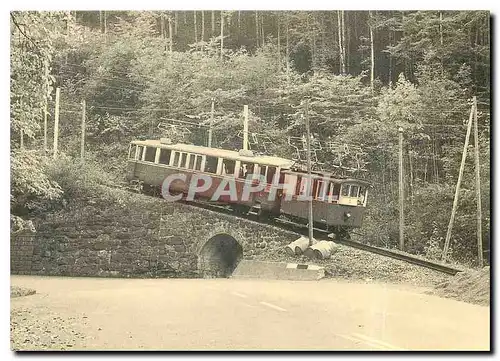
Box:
[112,182,464,276]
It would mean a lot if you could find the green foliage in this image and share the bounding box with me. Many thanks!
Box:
[46,155,116,201]
[10,150,63,215]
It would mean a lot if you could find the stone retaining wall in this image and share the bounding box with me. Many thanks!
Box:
[10,188,297,278]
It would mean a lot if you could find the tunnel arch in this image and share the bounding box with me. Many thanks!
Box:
[197,233,243,278]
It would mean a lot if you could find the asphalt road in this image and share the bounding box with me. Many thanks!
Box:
[10,275,490,351]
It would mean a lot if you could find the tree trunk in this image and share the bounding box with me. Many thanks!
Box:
[277,14,281,70]
[337,11,345,75]
[255,11,259,48]
[439,11,443,45]
[168,17,173,54]
[160,13,165,38]
[174,11,178,35]
[194,11,197,48]
[212,10,215,36]
[261,12,265,46]
[99,10,103,33]
[286,14,290,82]
[345,11,350,73]
[369,11,375,90]
[201,10,205,42]
[220,11,224,61]
[389,30,393,84]
[341,10,346,74]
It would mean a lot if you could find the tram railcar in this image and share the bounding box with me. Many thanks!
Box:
[126,139,369,236]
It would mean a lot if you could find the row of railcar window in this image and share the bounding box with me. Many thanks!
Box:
[129,144,277,184]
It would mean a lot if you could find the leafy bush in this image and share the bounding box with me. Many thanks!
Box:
[46,154,116,201]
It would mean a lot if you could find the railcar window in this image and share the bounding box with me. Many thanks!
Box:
[350,185,359,198]
[159,149,171,165]
[205,156,218,174]
[298,176,311,196]
[341,184,350,197]
[260,165,267,178]
[195,155,203,170]
[129,144,136,159]
[239,162,255,179]
[222,159,236,176]
[358,187,366,205]
[173,152,180,167]
[180,153,187,168]
[315,180,328,200]
[329,183,341,202]
[188,154,196,169]
[144,147,156,162]
[137,146,144,161]
[267,167,276,184]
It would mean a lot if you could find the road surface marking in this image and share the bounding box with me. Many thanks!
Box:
[241,303,257,309]
[231,291,248,299]
[338,334,384,350]
[352,333,406,350]
[259,301,287,312]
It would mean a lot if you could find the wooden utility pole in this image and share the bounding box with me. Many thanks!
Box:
[81,99,86,161]
[243,105,249,151]
[473,96,483,267]
[53,87,60,159]
[305,100,314,246]
[208,99,214,147]
[369,11,375,90]
[398,127,404,251]
[442,104,474,262]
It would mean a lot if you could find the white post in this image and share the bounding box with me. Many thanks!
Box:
[305,100,314,246]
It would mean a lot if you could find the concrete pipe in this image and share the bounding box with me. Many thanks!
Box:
[285,236,311,256]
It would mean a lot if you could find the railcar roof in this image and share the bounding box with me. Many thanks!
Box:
[131,140,295,168]
[282,169,371,186]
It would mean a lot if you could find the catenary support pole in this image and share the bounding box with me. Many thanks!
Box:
[398,127,404,251]
[305,100,314,246]
[442,104,474,262]
[473,96,483,267]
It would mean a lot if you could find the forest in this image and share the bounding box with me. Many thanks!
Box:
[10,10,490,267]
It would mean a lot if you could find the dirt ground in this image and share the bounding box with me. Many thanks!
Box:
[427,266,490,306]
